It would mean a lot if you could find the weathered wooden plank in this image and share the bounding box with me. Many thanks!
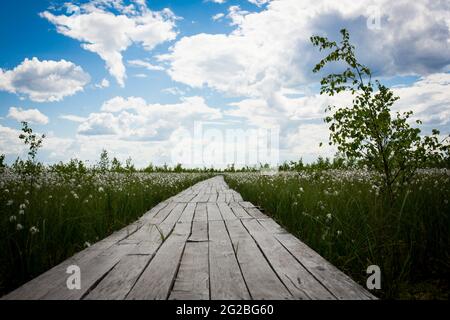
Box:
[217,192,226,202]
[198,192,210,202]
[160,203,187,231]
[255,217,285,233]
[230,201,252,219]
[258,219,376,300]
[121,222,157,243]
[102,220,144,243]
[238,201,253,209]
[2,241,113,300]
[207,203,222,221]
[225,192,234,203]
[126,222,191,300]
[217,202,238,220]
[150,202,178,225]
[208,192,218,202]
[84,254,150,300]
[179,202,196,223]
[90,202,197,297]
[85,219,186,299]
[169,216,209,300]
[225,220,292,300]
[169,242,209,300]
[241,219,335,300]
[128,235,162,256]
[2,223,137,300]
[139,201,170,222]
[239,202,269,219]
[123,202,181,244]
[188,221,208,242]
[232,191,244,202]
[208,220,250,300]
[131,203,189,255]
[176,192,197,203]
[190,184,209,202]
[189,193,203,203]
[193,203,207,222]
[42,242,137,300]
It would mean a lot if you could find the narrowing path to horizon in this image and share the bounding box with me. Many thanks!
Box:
[3,176,375,300]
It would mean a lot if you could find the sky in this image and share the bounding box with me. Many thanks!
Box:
[1,0,449,168]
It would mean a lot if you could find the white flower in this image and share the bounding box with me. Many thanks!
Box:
[84,241,91,247]
[98,187,104,192]
[7,200,13,206]
[16,223,23,231]
[337,230,342,236]
[19,203,26,210]
[9,215,17,222]
[299,187,304,192]
[30,226,39,235]
[18,209,25,215]
[326,213,332,220]
[25,190,30,195]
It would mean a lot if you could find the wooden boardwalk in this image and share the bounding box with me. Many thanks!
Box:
[3,176,375,300]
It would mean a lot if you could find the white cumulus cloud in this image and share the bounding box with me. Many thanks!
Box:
[248,0,271,7]
[392,73,450,126]
[95,78,110,88]
[59,114,88,123]
[0,57,90,102]
[160,0,450,99]
[128,59,164,71]
[212,13,225,21]
[8,107,49,125]
[77,95,222,140]
[40,0,177,87]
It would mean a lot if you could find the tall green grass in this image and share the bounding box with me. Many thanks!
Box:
[225,170,449,299]
[0,169,211,296]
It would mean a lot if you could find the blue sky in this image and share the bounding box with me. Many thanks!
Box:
[1,0,449,168]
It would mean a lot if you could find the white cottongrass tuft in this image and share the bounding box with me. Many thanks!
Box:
[30,226,39,235]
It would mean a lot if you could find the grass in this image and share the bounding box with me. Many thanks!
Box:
[224,169,450,299]
[0,169,211,296]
